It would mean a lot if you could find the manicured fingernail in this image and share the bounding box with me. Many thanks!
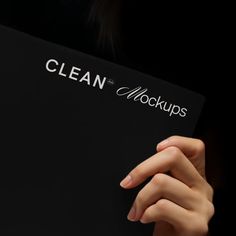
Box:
[157,139,169,149]
[127,205,136,221]
[120,175,132,188]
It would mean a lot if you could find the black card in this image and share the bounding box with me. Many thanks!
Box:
[0,25,204,235]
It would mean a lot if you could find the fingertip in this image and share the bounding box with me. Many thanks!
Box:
[120,175,132,188]
[127,205,137,222]
[140,217,148,224]
[157,138,169,151]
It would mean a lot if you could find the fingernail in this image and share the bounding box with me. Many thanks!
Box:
[140,216,148,224]
[120,175,132,188]
[127,205,136,221]
[157,139,169,149]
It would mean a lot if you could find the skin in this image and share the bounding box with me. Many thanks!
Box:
[120,136,214,236]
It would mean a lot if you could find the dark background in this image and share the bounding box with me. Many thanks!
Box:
[0,0,230,235]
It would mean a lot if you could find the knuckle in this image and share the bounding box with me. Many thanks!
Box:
[195,139,205,154]
[155,199,169,213]
[193,220,209,235]
[136,192,145,206]
[183,217,209,235]
[207,184,214,199]
[166,146,182,165]
[167,146,182,157]
[152,173,166,186]
[192,190,215,220]
[207,202,215,219]
[192,224,208,235]
[132,166,146,179]
[168,135,179,142]
[202,182,214,201]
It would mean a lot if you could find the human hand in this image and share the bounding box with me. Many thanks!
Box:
[120,136,214,236]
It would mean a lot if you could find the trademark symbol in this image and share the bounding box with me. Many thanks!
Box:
[107,79,115,86]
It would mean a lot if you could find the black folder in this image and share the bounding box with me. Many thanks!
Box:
[0,25,204,235]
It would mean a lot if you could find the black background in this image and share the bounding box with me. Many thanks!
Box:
[0,24,204,235]
[0,0,230,235]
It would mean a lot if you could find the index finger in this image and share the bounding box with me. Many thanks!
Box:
[120,146,203,189]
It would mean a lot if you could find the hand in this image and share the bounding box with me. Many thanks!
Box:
[120,136,214,236]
